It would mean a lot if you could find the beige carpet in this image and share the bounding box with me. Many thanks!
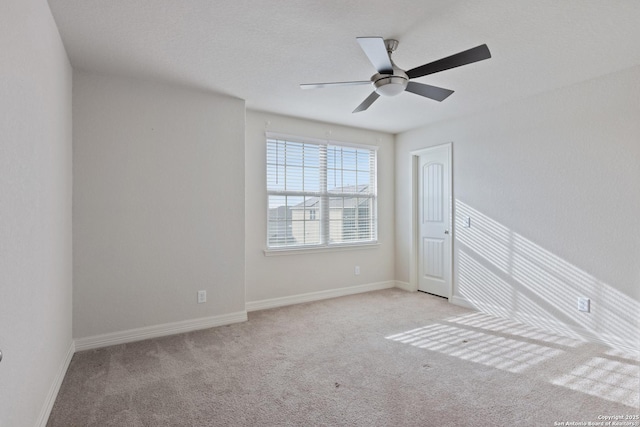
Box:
[48,289,639,426]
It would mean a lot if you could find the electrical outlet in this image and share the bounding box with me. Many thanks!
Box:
[197,290,207,304]
[354,266,360,275]
[577,297,590,312]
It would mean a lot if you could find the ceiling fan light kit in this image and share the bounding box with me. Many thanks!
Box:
[300,37,491,113]
[373,72,408,96]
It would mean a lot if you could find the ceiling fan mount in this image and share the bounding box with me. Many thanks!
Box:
[300,37,491,113]
[383,38,399,53]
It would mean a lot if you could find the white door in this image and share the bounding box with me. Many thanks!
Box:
[417,144,451,298]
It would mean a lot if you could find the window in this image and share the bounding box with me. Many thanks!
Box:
[266,133,377,250]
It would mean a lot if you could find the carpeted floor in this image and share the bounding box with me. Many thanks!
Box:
[48,289,639,426]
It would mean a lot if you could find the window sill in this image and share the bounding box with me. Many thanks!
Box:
[263,242,380,257]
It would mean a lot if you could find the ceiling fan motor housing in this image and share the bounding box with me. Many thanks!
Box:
[372,67,408,96]
[372,39,407,96]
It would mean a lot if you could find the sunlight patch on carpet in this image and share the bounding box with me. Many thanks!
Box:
[551,356,640,408]
[385,323,563,374]
[446,312,582,348]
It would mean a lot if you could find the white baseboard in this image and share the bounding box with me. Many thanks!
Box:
[74,311,248,351]
[450,294,637,352]
[246,281,395,312]
[394,281,414,292]
[36,340,75,427]
[450,295,476,310]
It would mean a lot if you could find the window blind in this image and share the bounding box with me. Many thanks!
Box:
[266,134,377,249]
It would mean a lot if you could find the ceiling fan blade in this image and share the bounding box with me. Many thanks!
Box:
[300,81,370,90]
[405,82,454,102]
[357,37,393,74]
[406,44,491,80]
[352,91,380,113]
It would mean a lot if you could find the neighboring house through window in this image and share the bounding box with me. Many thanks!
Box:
[266,133,377,250]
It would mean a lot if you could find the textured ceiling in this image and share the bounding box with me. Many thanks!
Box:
[48,0,640,134]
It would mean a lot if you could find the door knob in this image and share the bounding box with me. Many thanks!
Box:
[444,230,449,234]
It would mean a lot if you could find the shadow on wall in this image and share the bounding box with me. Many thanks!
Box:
[453,199,639,351]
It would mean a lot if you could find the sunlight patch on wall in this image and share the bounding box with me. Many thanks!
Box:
[454,203,513,274]
[458,249,585,340]
[454,199,640,350]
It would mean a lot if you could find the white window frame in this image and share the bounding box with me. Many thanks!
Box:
[265,132,378,255]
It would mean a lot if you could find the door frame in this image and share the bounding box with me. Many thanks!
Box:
[409,142,453,299]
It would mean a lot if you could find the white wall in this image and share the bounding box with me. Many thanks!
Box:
[0,0,73,425]
[73,71,246,340]
[245,111,395,305]
[396,66,640,348]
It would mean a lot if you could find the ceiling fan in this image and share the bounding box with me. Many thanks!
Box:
[300,37,491,113]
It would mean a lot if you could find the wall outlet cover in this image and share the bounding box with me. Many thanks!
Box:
[578,297,590,312]
[198,290,207,304]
